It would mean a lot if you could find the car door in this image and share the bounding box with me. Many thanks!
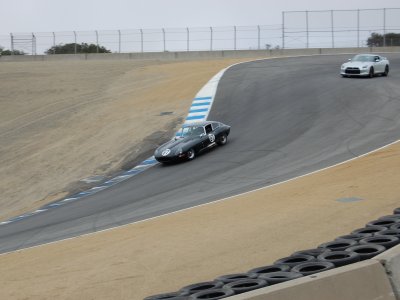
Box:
[203,124,215,148]
[374,56,385,73]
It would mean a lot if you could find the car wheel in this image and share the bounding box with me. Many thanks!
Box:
[369,67,374,78]
[217,134,228,146]
[383,65,389,76]
[187,148,195,161]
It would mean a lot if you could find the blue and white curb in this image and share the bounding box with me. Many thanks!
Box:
[0,67,229,226]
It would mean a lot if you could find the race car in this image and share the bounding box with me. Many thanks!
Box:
[154,121,230,163]
[340,54,389,78]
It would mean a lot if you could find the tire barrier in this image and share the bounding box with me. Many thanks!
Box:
[290,261,335,276]
[215,273,258,284]
[318,239,357,251]
[258,271,304,285]
[189,288,235,300]
[223,279,268,294]
[247,264,290,276]
[360,235,400,249]
[144,207,400,299]
[273,254,315,267]
[317,250,360,267]
[345,244,386,260]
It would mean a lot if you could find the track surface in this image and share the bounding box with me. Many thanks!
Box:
[2,54,400,253]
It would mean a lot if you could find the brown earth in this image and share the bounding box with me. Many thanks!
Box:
[0,58,400,300]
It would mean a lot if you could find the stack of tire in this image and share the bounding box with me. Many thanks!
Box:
[144,208,400,300]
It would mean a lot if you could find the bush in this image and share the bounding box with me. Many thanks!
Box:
[45,43,111,54]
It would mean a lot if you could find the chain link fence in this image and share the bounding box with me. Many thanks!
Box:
[0,8,399,55]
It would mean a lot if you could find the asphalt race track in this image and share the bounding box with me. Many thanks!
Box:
[2,54,400,253]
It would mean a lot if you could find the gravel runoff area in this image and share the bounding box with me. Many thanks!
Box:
[1,57,399,299]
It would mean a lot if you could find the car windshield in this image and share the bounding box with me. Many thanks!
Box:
[352,55,375,62]
[180,125,205,137]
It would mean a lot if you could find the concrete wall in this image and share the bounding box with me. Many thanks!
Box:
[1,47,400,62]
[227,244,400,300]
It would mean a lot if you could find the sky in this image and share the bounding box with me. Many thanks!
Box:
[1,0,399,34]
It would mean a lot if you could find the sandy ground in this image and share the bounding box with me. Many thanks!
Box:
[0,58,258,222]
[1,58,400,300]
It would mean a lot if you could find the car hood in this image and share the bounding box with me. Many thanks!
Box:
[155,136,197,153]
[342,61,373,68]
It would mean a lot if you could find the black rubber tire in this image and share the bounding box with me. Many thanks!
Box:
[351,225,387,235]
[393,207,400,215]
[380,214,400,220]
[216,134,228,146]
[382,65,389,76]
[144,292,188,300]
[318,239,357,251]
[291,261,335,276]
[247,264,290,276]
[336,233,372,242]
[376,229,400,239]
[367,217,400,228]
[369,67,374,78]
[223,279,268,295]
[189,288,234,299]
[317,250,360,267]
[292,248,331,257]
[360,235,400,249]
[258,271,303,285]
[391,223,400,230]
[186,148,195,161]
[345,244,386,260]
[215,273,257,284]
[180,281,224,295]
[274,254,315,268]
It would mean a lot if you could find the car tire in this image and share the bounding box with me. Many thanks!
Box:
[247,264,290,276]
[189,288,234,299]
[345,244,386,260]
[291,261,335,276]
[144,292,189,300]
[258,271,303,285]
[274,254,315,268]
[367,218,400,228]
[215,273,257,284]
[317,250,360,267]
[369,67,374,78]
[180,281,224,295]
[217,134,228,146]
[318,239,357,251]
[187,148,195,161]
[223,279,268,295]
[360,235,400,249]
[393,207,400,215]
[382,65,389,76]
[292,248,331,257]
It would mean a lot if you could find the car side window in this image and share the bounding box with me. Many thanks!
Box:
[205,124,212,134]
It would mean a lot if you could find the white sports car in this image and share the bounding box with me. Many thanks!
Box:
[340,54,389,78]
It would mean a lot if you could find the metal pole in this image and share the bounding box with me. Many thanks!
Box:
[52,32,56,54]
[210,27,213,51]
[186,27,189,51]
[118,30,121,53]
[306,10,309,48]
[282,12,285,49]
[10,33,14,54]
[32,33,36,55]
[140,29,143,52]
[234,26,236,50]
[95,30,99,53]
[357,9,360,48]
[73,31,77,54]
[257,25,260,50]
[162,28,166,52]
[331,10,334,48]
[383,8,386,47]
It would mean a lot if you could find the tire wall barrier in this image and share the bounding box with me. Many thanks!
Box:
[1,46,400,62]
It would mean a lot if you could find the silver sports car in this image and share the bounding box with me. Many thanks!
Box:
[340,54,389,78]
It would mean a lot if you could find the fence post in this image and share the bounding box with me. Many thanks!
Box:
[210,26,213,51]
[357,9,360,47]
[118,30,121,53]
[32,33,36,55]
[10,33,14,54]
[331,10,334,48]
[383,8,386,47]
[95,30,99,53]
[282,12,285,49]
[257,25,261,50]
[305,10,309,48]
[73,31,77,54]
[186,27,189,51]
[162,28,166,51]
[52,32,56,53]
[234,26,236,50]
[140,29,143,52]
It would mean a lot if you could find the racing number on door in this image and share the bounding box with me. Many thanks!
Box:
[208,134,215,143]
